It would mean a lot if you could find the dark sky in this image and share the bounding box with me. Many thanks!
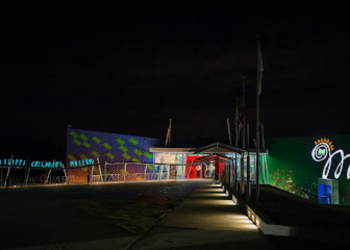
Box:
[1,2,350,160]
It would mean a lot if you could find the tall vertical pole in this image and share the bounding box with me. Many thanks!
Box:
[256,87,260,201]
[144,164,147,181]
[247,123,250,149]
[261,122,267,184]
[62,163,69,184]
[246,123,251,201]
[262,155,266,184]
[168,119,172,147]
[97,157,103,182]
[246,153,251,201]
[104,161,107,181]
[256,34,263,202]
[265,155,270,184]
[25,156,30,186]
[124,163,127,182]
[91,161,94,180]
[235,153,238,193]
[228,158,231,187]
[4,154,14,187]
[227,118,232,146]
[235,99,240,147]
[242,76,246,150]
[45,160,55,184]
[240,152,245,195]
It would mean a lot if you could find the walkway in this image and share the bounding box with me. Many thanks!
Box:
[130,181,274,249]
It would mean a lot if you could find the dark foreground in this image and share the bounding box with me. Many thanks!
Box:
[0,181,198,249]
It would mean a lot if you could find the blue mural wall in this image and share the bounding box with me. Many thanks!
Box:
[66,128,163,182]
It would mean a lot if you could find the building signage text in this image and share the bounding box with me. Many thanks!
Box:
[311,138,350,179]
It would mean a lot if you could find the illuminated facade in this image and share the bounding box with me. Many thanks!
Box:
[66,128,163,182]
[65,129,266,184]
[266,136,350,205]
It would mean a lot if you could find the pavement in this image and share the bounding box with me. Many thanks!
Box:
[0,181,197,250]
[3,180,275,250]
[129,181,275,250]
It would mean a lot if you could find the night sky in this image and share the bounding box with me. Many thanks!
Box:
[1,2,350,160]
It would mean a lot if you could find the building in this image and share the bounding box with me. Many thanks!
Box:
[65,128,268,185]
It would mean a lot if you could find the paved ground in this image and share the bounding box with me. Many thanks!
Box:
[0,180,198,250]
[129,182,274,250]
[1,181,277,250]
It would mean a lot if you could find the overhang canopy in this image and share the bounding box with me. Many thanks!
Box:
[193,142,246,154]
[149,147,195,153]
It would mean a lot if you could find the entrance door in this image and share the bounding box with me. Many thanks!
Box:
[196,165,201,178]
[205,162,215,178]
[169,165,177,179]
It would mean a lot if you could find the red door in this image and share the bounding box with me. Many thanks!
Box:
[186,156,201,178]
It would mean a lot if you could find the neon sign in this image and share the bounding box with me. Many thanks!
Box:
[0,159,26,166]
[70,159,94,167]
[0,158,94,168]
[31,161,63,168]
[0,158,63,168]
[311,138,350,179]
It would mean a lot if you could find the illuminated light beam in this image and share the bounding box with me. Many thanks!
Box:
[311,142,350,179]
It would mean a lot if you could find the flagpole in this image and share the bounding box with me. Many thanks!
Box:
[235,99,240,147]
[227,118,232,146]
[256,85,260,202]
[256,34,263,202]
[169,118,172,147]
[242,76,246,150]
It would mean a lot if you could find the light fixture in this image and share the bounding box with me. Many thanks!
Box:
[256,219,260,227]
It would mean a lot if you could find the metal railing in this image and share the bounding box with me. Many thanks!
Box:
[90,172,190,183]
[27,175,75,184]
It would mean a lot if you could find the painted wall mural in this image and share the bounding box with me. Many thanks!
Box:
[66,128,163,183]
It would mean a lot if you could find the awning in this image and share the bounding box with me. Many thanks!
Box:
[149,147,195,153]
[193,142,246,154]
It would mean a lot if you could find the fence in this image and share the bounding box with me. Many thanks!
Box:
[90,171,189,183]
[27,175,76,184]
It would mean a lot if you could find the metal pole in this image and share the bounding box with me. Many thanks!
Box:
[235,153,238,193]
[256,90,260,201]
[91,161,94,181]
[256,35,263,202]
[62,163,69,184]
[169,119,172,147]
[124,163,126,182]
[242,77,246,149]
[265,155,270,184]
[247,123,250,149]
[261,153,266,184]
[160,165,163,180]
[97,157,103,182]
[144,164,147,181]
[45,160,55,184]
[104,161,107,182]
[246,153,251,201]
[224,162,231,185]
[25,156,30,186]
[227,118,232,146]
[240,152,245,195]
[4,154,14,187]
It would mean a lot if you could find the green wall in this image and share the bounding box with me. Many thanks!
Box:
[266,135,350,197]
